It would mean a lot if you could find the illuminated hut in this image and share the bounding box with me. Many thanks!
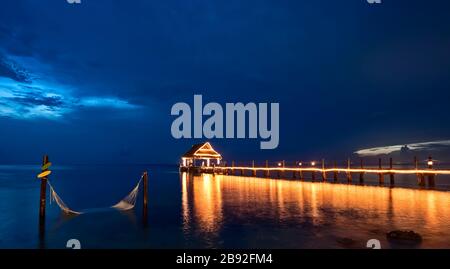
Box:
[181,142,222,167]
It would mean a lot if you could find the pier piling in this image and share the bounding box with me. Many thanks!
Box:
[428,156,436,187]
[299,163,304,180]
[416,156,425,187]
[389,158,395,186]
[292,161,298,179]
[321,159,327,181]
[347,158,352,183]
[277,162,281,178]
[333,161,338,182]
[311,161,316,181]
[378,158,384,185]
[359,159,364,184]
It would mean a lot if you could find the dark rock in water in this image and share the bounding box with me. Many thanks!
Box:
[386,230,422,244]
[336,237,356,247]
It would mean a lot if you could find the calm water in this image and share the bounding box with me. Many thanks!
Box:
[1,164,450,249]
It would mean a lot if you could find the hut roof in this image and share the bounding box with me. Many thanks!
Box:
[182,142,222,159]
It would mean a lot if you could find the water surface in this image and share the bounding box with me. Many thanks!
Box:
[1,165,449,249]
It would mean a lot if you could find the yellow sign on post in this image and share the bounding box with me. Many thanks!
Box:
[37,170,52,179]
[41,162,52,171]
[38,160,52,179]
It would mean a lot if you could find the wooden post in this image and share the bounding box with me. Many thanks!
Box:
[333,161,338,182]
[299,162,304,180]
[39,155,49,247]
[277,161,283,178]
[143,171,148,227]
[282,160,285,178]
[277,161,280,178]
[232,160,235,175]
[359,159,364,184]
[427,156,435,187]
[265,160,269,177]
[378,158,384,185]
[389,158,395,186]
[347,158,352,183]
[252,160,256,177]
[292,161,297,179]
[416,156,425,187]
[321,159,326,181]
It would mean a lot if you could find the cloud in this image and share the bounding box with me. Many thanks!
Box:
[0,54,139,119]
[0,54,31,83]
[78,97,138,110]
[355,140,450,157]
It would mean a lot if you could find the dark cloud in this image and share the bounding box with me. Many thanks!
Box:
[0,54,31,83]
[11,92,65,109]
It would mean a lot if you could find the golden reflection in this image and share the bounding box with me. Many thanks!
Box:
[181,172,190,231]
[191,173,223,234]
[181,173,450,247]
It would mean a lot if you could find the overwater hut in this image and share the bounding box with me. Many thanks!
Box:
[180,142,222,168]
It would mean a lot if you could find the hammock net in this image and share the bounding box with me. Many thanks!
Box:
[48,175,143,215]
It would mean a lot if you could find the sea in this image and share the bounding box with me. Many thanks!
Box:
[1,164,450,249]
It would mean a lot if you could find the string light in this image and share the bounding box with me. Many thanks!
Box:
[213,166,450,175]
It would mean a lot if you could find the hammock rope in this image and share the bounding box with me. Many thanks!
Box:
[48,182,83,215]
[112,176,142,211]
[48,175,143,215]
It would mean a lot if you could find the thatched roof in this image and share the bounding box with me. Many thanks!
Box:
[182,142,221,159]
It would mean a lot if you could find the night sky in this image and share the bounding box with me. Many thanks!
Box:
[1,0,450,164]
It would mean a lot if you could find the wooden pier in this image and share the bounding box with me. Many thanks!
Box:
[180,157,450,188]
[179,142,450,188]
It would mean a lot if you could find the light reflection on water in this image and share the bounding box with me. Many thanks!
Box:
[182,172,450,248]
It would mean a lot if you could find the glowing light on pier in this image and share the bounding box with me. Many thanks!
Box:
[212,166,450,175]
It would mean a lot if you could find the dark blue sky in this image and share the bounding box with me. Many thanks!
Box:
[1,0,450,164]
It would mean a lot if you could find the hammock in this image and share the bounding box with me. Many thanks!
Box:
[111,178,141,211]
[48,175,143,215]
